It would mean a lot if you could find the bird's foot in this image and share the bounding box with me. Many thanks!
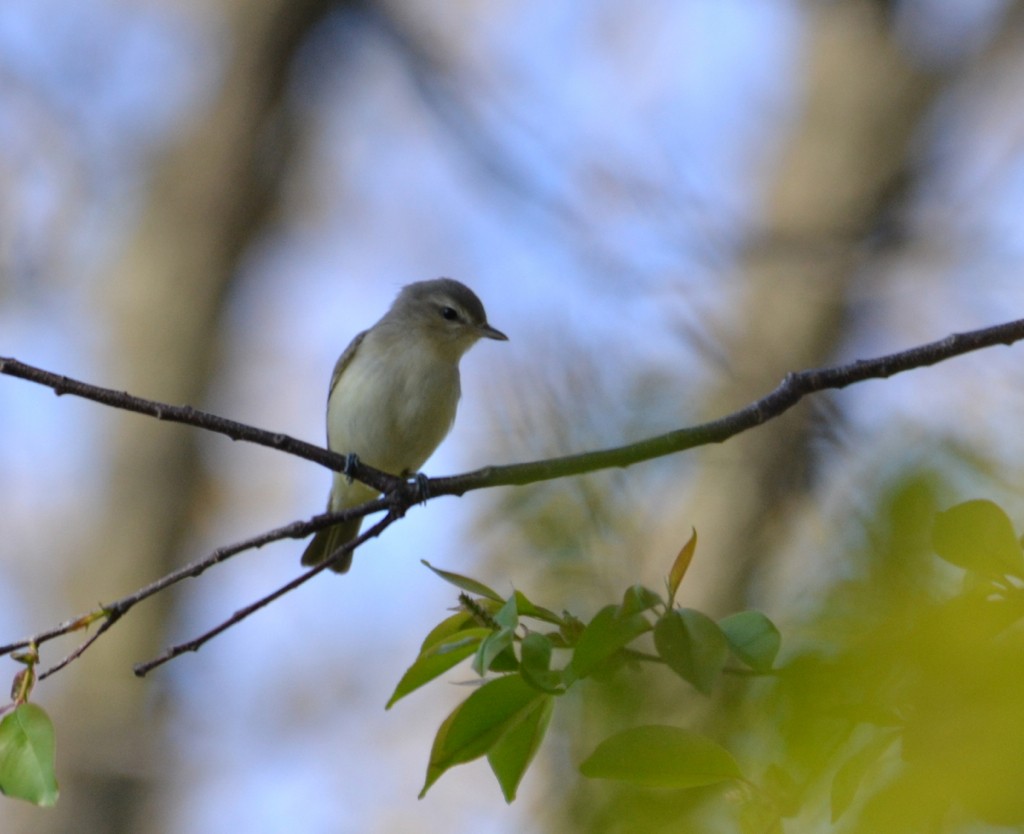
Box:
[409,471,431,504]
[342,453,360,484]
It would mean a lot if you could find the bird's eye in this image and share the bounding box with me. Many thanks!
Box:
[440,306,460,322]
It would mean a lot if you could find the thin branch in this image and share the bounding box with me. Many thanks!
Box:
[0,499,388,659]
[0,611,104,660]
[2,316,1023,679]
[429,317,1024,494]
[0,356,401,494]
[38,613,122,681]
[4,318,1023,500]
[133,512,398,677]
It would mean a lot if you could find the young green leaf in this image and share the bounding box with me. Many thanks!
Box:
[386,628,492,709]
[568,605,651,682]
[474,630,517,677]
[519,633,564,693]
[473,595,519,676]
[932,500,1024,578]
[619,584,664,618]
[487,693,554,802]
[421,560,503,601]
[654,608,729,694]
[420,674,545,798]
[719,611,781,673]
[558,613,586,646]
[512,591,564,626]
[667,528,697,607]
[418,610,477,653]
[0,703,59,807]
[579,725,741,789]
[493,594,519,629]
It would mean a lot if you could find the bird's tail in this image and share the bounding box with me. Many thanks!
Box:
[300,516,364,573]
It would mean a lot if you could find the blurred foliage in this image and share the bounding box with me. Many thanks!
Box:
[761,481,1024,834]
[390,478,1024,832]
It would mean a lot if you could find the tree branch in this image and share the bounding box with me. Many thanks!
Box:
[0,500,388,662]
[2,316,1023,679]
[132,512,398,677]
[4,317,1022,500]
[429,318,1024,494]
[0,356,402,494]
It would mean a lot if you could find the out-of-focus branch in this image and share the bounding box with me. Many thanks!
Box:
[2,315,1023,678]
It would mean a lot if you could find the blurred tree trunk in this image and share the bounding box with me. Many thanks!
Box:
[7,2,337,833]
[682,0,944,616]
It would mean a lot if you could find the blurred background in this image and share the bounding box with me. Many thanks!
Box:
[2,0,1024,832]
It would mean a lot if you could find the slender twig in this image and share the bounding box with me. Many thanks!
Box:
[0,500,387,659]
[0,612,104,659]
[133,512,398,677]
[38,614,122,681]
[2,317,1024,679]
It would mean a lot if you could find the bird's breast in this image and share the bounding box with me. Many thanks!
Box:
[327,336,461,476]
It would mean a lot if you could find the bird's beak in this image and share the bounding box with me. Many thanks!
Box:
[479,323,509,341]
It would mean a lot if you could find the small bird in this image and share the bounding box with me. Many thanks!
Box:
[302,278,508,572]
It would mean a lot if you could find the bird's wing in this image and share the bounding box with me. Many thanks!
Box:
[327,329,368,408]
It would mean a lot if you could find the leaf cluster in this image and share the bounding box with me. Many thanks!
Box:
[390,532,781,802]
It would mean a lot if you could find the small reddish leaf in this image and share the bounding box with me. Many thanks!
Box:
[668,528,697,606]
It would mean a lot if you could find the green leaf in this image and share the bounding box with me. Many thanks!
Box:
[512,591,564,626]
[473,595,519,676]
[519,633,564,693]
[487,693,554,802]
[421,560,503,601]
[932,500,1024,578]
[493,594,519,629]
[667,528,697,607]
[558,613,586,646]
[619,584,664,618]
[474,631,516,677]
[831,729,900,822]
[387,628,491,709]
[0,703,59,806]
[418,610,477,653]
[488,646,521,673]
[654,609,729,694]
[719,611,781,673]
[580,725,742,789]
[420,674,544,798]
[568,605,651,682]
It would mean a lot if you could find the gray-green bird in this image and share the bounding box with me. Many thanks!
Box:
[301,278,508,572]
